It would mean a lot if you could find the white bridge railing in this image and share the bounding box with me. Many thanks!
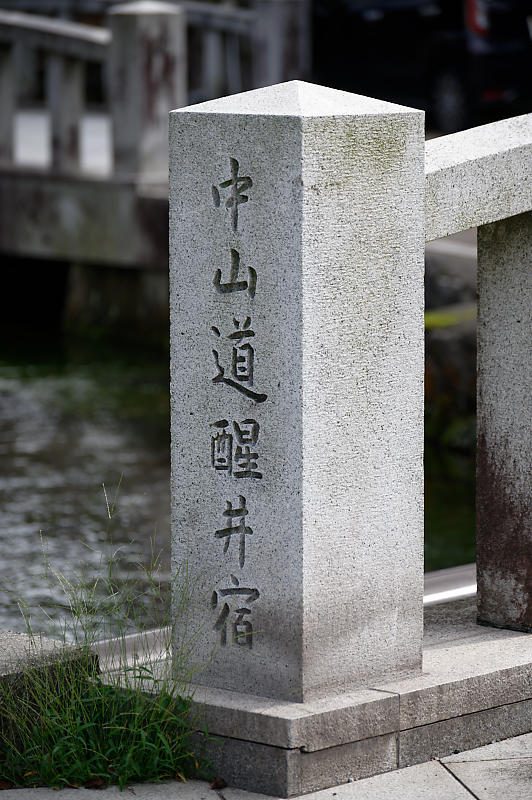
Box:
[0,9,109,171]
[0,1,310,179]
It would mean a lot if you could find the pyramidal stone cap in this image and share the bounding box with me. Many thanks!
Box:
[170,79,421,118]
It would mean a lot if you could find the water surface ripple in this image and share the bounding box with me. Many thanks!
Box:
[0,347,171,637]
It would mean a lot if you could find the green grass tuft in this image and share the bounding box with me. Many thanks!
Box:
[0,662,201,790]
[0,477,210,790]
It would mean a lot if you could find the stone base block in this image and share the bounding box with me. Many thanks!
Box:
[188,600,532,797]
[399,699,532,769]
[193,731,397,797]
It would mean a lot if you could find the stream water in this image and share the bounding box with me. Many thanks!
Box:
[0,336,172,638]
[0,333,476,638]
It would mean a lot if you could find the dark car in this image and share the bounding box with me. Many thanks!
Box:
[313,0,532,131]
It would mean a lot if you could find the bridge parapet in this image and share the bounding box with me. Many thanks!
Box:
[0,9,109,170]
[0,3,185,178]
[0,1,310,179]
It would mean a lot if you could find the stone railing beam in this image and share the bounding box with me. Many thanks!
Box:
[0,9,110,61]
[425,114,532,241]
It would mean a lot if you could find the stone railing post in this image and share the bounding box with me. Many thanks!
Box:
[202,28,225,100]
[252,0,311,87]
[108,1,187,182]
[0,43,14,163]
[169,81,425,703]
[476,211,532,632]
[46,53,84,172]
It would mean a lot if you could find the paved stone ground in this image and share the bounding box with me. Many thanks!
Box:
[2,732,530,799]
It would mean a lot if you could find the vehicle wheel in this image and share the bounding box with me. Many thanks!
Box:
[431,72,469,134]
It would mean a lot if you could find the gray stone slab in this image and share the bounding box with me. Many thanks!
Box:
[392,660,532,731]
[223,761,472,800]
[169,79,425,704]
[191,732,301,797]
[1,630,61,676]
[299,734,397,795]
[445,759,532,800]
[190,684,398,750]
[399,699,532,768]
[443,731,532,762]
[0,169,168,269]
[0,782,212,800]
[193,730,398,797]
[193,694,532,794]
[422,598,522,646]
[373,600,532,729]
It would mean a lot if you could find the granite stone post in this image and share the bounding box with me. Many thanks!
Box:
[109,0,187,181]
[477,212,532,632]
[169,81,425,703]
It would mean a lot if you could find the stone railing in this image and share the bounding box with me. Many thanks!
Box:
[168,81,532,796]
[185,1,255,102]
[0,9,109,170]
[425,116,532,631]
[185,0,310,102]
[0,1,310,178]
[0,3,186,180]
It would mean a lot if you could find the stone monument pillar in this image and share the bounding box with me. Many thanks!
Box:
[169,81,425,708]
[477,211,532,632]
[109,0,187,182]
